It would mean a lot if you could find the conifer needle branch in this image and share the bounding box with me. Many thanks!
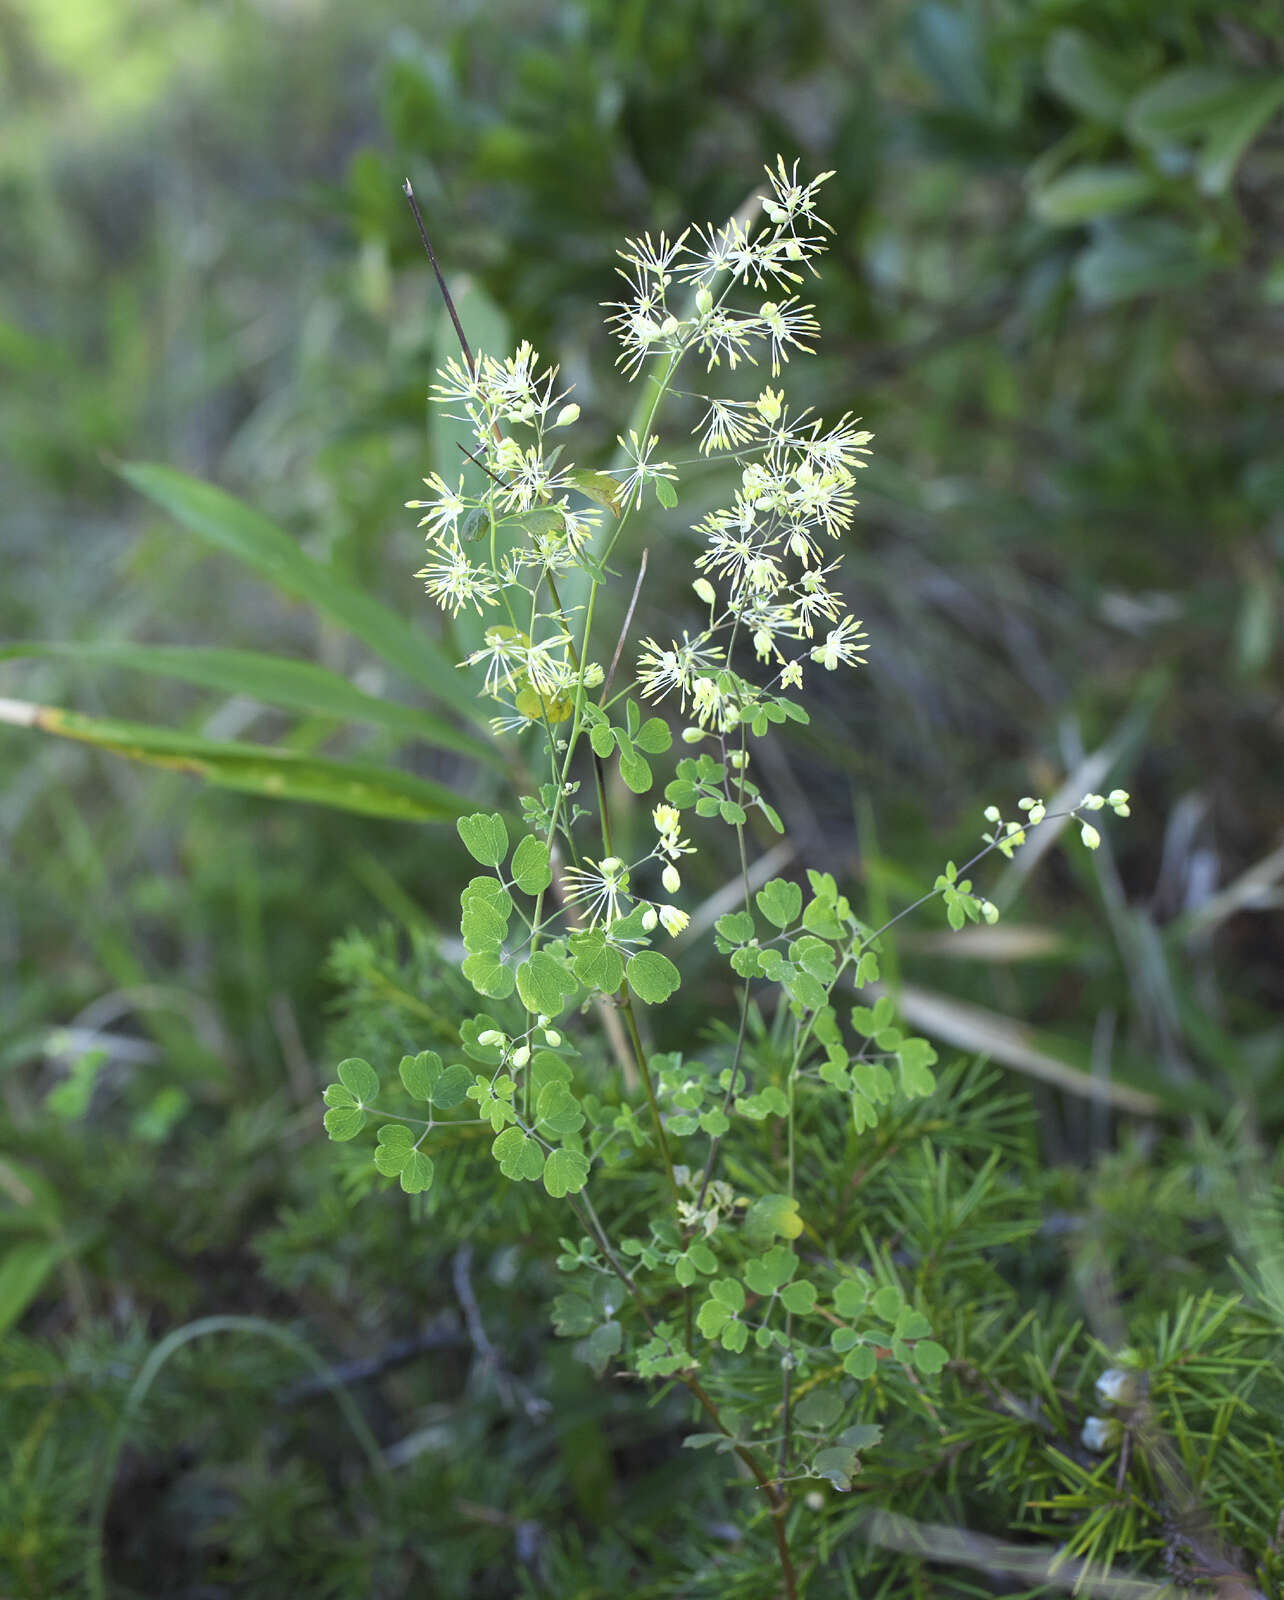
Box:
[403,178,476,376]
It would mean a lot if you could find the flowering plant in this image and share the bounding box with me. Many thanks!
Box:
[321,162,1129,1597]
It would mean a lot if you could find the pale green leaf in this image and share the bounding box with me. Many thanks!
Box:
[911,1339,950,1375]
[617,746,653,795]
[843,1346,877,1380]
[781,1279,817,1315]
[542,1147,591,1198]
[756,878,802,930]
[337,1058,379,1103]
[511,834,552,895]
[457,813,509,867]
[398,1150,435,1194]
[516,951,578,1017]
[795,1389,843,1429]
[399,1051,443,1102]
[625,949,680,1005]
[744,1192,803,1246]
[491,1127,546,1182]
[323,1106,365,1141]
[461,950,515,999]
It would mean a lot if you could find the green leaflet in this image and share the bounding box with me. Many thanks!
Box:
[457,812,509,867]
[756,878,802,930]
[625,950,679,1004]
[491,1127,545,1182]
[542,1147,590,1198]
[510,834,552,894]
[399,1051,472,1108]
[744,1193,803,1246]
[516,951,578,1017]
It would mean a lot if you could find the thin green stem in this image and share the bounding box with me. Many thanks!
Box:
[619,988,679,1204]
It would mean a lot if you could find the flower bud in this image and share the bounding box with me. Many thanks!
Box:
[1080,822,1101,850]
[681,726,705,743]
[692,577,716,606]
[542,1028,562,1048]
[1108,789,1131,816]
[511,1045,531,1069]
[1081,1415,1123,1453]
[1096,1368,1142,1407]
[641,906,658,932]
[980,899,999,925]
[477,1030,505,1047]
[662,864,681,895]
[984,805,1001,824]
[755,387,783,423]
[1081,792,1106,811]
[554,402,580,427]
[695,286,713,316]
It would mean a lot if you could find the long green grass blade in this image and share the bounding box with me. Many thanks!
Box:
[117,461,483,724]
[0,639,499,767]
[0,698,471,822]
[86,1314,390,1600]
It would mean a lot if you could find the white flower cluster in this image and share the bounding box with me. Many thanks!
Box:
[558,804,696,939]
[408,338,604,732]
[619,163,871,733]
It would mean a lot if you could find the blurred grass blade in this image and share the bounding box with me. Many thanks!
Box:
[885,980,1161,1114]
[0,1239,73,1337]
[0,698,472,822]
[0,1156,94,1337]
[993,673,1165,907]
[117,461,484,725]
[1198,76,1284,194]
[1176,837,1284,939]
[898,924,1067,960]
[0,640,500,768]
[87,1314,390,1600]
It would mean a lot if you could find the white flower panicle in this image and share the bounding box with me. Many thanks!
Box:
[408,162,879,946]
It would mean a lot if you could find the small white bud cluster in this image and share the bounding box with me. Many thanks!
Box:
[1082,1353,1145,1451]
[982,805,1027,859]
[1076,790,1130,850]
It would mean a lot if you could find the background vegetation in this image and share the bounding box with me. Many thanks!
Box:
[2,0,1282,1594]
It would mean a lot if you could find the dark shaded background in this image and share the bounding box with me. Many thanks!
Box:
[2,1,1282,1594]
